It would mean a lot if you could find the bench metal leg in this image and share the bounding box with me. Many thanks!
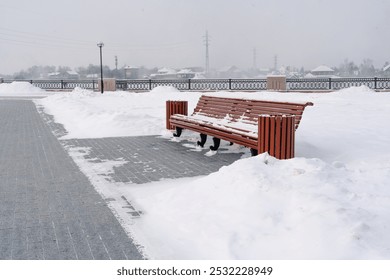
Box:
[229,142,234,146]
[210,137,221,151]
[197,133,207,147]
[250,148,258,156]
[173,127,183,137]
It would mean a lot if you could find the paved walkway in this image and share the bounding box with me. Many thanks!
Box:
[63,137,242,184]
[0,100,243,260]
[0,100,142,260]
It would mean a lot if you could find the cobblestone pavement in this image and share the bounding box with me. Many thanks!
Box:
[63,136,243,184]
[0,100,143,260]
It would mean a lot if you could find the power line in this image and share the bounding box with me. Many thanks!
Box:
[0,36,93,50]
[0,27,195,53]
[0,27,94,46]
[0,27,193,52]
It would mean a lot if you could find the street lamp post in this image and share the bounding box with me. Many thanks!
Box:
[97,42,104,94]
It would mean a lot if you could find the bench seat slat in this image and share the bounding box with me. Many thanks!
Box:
[192,111,304,128]
[170,118,258,149]
[195,101,309,113]
[198,96,313,108]
[171,114,258,138]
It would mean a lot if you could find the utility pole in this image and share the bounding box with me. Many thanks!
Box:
[203,30,210,77]
[253,48,257,69]
[115,55,118,70]
[274,55,278,72]
[97,42,104,94]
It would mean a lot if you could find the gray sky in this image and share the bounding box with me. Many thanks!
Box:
[0,0,389,74]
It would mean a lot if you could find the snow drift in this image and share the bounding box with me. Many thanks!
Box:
[0,81,48,96]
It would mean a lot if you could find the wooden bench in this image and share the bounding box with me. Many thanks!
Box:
[169,95,313,156]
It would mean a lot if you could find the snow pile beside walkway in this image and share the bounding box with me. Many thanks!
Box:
[0,81,48,96]
[127,153,390,259]
[36,86,202,139]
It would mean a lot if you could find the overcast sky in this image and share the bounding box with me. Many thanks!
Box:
[0,0,389,74]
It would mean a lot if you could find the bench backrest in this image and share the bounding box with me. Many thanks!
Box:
[193,95,313,129]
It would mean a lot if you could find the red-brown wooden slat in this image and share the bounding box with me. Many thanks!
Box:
[196,97,311,110]
[281,116,287,159]
[286,116,292,159]
[199,105,310,117]
[264,116,270,152]
[269,117,275,156]
[166,101,188,130]
[291,118,295,158]
[257,115,295,159]
[258,116,265,153]
[170,120,258,143]
[170,119,258,148]
[166,101,169,129]
[193,96,310,129]
[274,116,280,159]
[200,95,313,108]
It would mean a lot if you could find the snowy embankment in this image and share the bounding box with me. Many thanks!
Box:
[37,86,201,139]
[33,85,390,259]
[0,81,49,96]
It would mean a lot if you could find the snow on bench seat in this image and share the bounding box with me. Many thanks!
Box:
[169,95,313,155]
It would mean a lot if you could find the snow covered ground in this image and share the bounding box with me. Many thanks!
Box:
[5,82,390,259]
[0,81,50,97]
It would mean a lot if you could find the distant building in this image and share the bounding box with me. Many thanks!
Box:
[185,66,204,73]
[311,65,335,77]
[48,71,79,80]
[304,73,317,78]
[86,73,99,79]
[287,72,301,78]
[176,69,195,79]
[48,72,61,79]
[149,67,200,79]
[382,64,390,77]
[66,71,79,79]
[218,66,243,78]
[150,68,177,79]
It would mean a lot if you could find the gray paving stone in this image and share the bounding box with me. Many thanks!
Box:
[26,241,44,260]
[62,136,243,185]
[0,100,143,260]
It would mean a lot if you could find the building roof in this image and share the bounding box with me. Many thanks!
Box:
[48,72,60,76]
[311,65,334,73]
[219,65,239,72]
[304,73,316,78]
[177,69,194,74]
[157,67,177,74]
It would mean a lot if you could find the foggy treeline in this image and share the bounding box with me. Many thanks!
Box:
[4,64,161,80]
[2,58,390,80]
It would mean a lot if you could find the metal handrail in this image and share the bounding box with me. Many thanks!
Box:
[2,77,390,91]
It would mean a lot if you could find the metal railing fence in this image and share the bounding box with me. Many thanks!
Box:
[2,77,390,91]
[2,79,98,90]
